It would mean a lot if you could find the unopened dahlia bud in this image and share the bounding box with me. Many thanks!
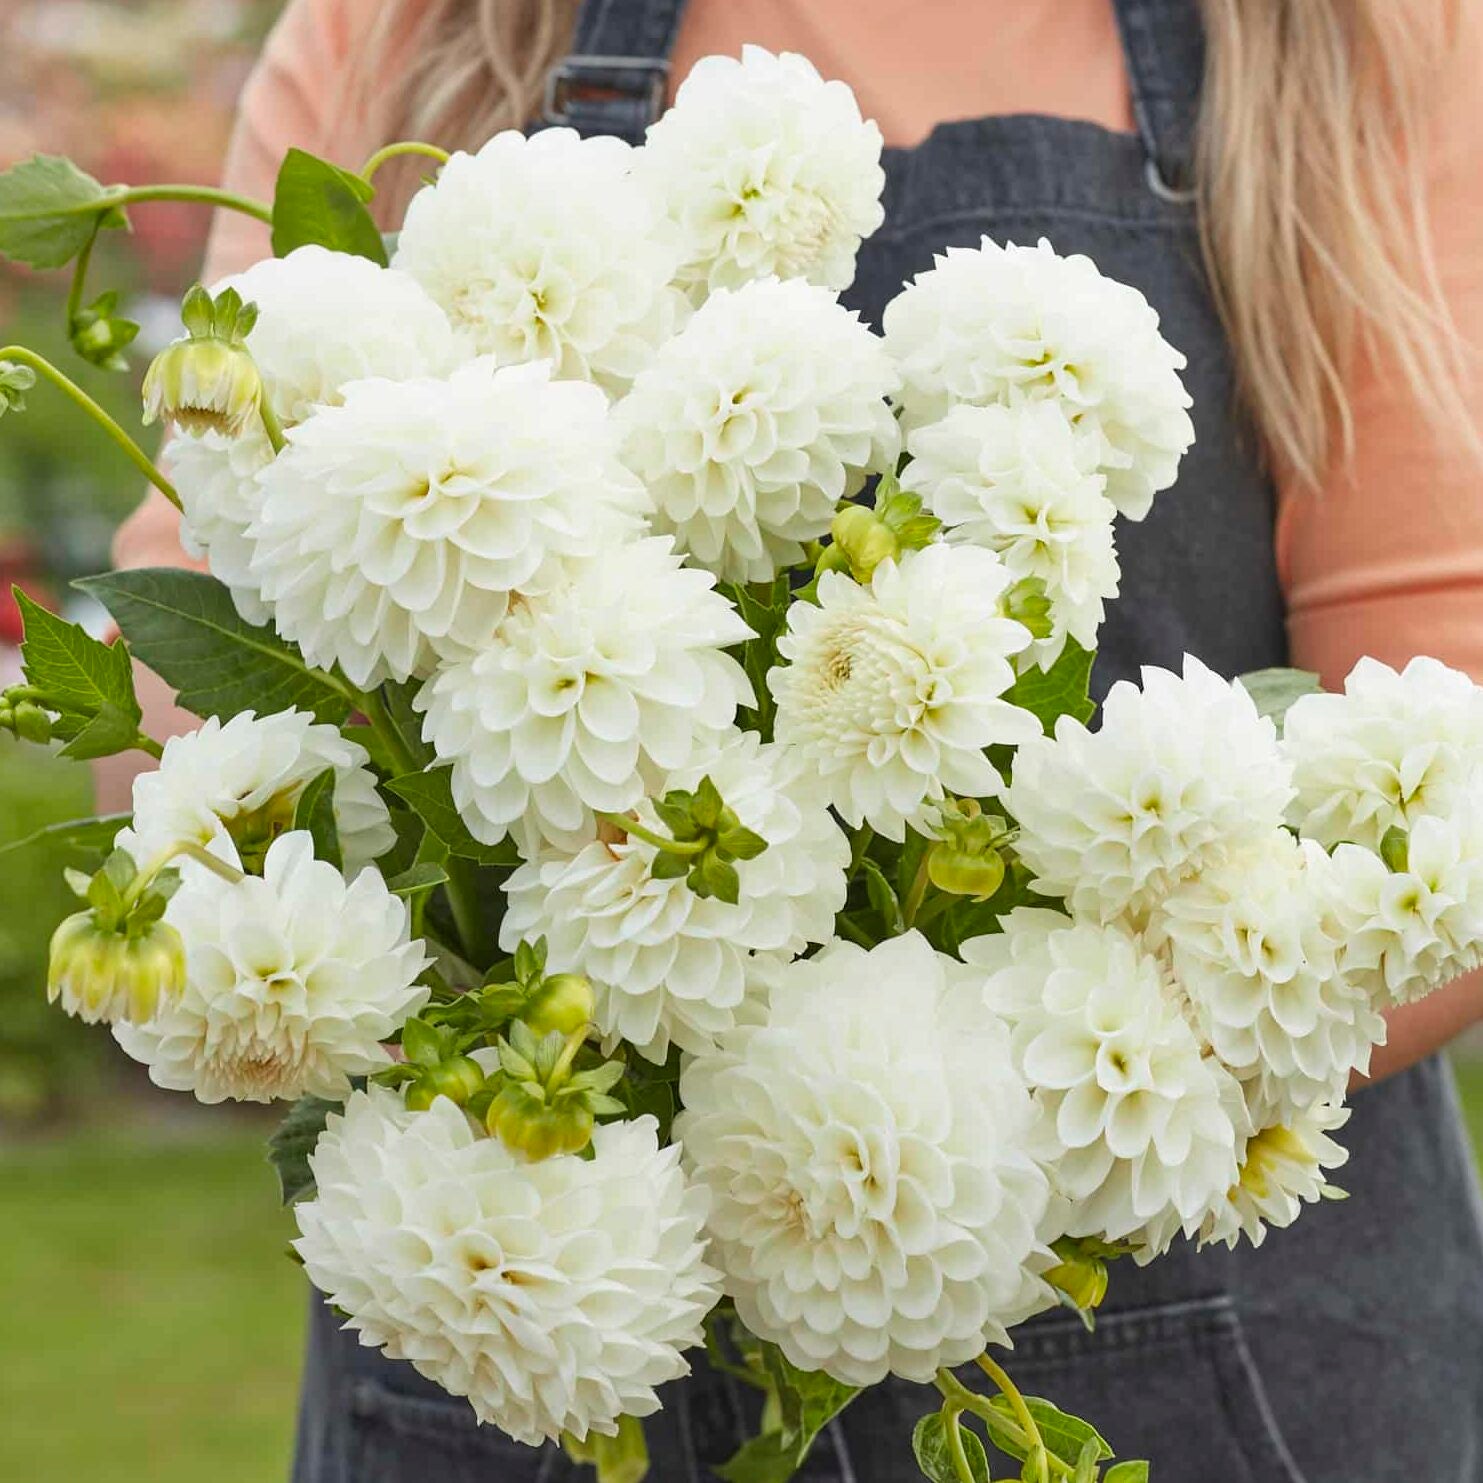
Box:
[519,972,595,1039]
[926,798,1012,901]
[1043,1237,1113,1315]
[1002,575,1055,641]
[484,1022,626,1162]
[404,1054,486,1112]
[48,911,187,1026]
[143,285,263,439]
[487,1080,595,1161]
[830,502,898,581]
[0,360,37,419]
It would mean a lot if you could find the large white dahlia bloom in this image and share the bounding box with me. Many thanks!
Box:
[676,932,1052,1385]
[416,538,753,850]
[966,910,1244,1253]
[1150,830,1386,1116]
[248,359,649,686]
[173,247,461,620]
[768,544,1040,839]
[294,1093,718,1445]
[500,731,849,1062]
[1005,657,1293,923]
[115,708,394,877]
[1329,815,1483,1007]
[1282,656,1483,851]
[638,46,885,295]
[615,277,900,581]
[902,400,1120,668]
[392,129,684,394]
[113,834,427,1102]
[1198,1101,1349,1251]
[881,237,1194,519]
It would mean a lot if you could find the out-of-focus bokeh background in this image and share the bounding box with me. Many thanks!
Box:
[1,5,1482,1482]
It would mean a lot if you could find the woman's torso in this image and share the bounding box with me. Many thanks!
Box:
[285,2,1483,1479]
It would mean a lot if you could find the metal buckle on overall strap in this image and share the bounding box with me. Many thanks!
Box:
[541,55,670,130]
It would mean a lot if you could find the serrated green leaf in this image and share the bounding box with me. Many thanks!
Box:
[383,768,521,866]
[0,154,115,269]
[77,569,351,724]
[0,812,129,863]
[267,1095,339,1204]
[16,587,139,723]
[293,769,342,871]
[983,1396,1112,1470]
[387,862,450,899]
[717,1347,858,1483]
[271,148,388,264]
[57,701,146,761]
[1104,1465,1148,1483]
[1236,666,1322,736]
[1002,640,1097,736]
[912,1414,991,1483]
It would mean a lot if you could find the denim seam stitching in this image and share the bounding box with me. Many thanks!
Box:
[1226,1316,1313,1483]
[870,206,1192,244]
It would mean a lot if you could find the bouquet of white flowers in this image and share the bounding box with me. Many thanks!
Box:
[5,45,1483,1483]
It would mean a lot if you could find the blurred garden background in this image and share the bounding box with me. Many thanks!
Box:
[2,4,1483,1482]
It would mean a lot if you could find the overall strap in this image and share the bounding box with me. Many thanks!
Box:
[1110,0,1205,202]
[541,0,689,142]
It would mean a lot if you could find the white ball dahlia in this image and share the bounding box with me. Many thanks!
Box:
[637,46,885,296]
[113,833,427,1103]
[416,538,753,851]
[881,237,1194,520]
[1150,830,1386,1116]
[115,709,394,877]
[902,400,1119,669]
[1198,1101,1350,1251]
[500,730,849,1062]
[1005,656,1293,923]
[676,932,1051,1385]
[1282,655,1483,851]
[1329,813,1483,1007]
[965,909,1244,1253]
[615,277,900,582]
[768,544,1040,839]
[392,129,684,394]
[294,1093,719,1446]
[248,359,649,687]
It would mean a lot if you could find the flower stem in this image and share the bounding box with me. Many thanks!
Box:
[66,222,99,326]
[0,346,181,511]
[257,396,286,453]
[901,851,932,927]
[975,1354,1053,1483]
[360,140,451,183]
[595,811,708,857]
[941,1405,977,1483]
[108,183,274,223]
[835,913,877,949]
[356,687,420,776]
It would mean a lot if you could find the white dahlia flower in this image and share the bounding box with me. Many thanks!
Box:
[500,731,849,1062]
[113,833,428,1103]
[881,237,1194,520]
[902,401,1119,668]
[676,932,1051,1385]
[966,909,1244,1252]
[416,538,753,850]
[392,129,684,394]
[248,359,649,687]
[615,277,900,581]
[1151,830,1386,1116]
[1199,1101,1349,1251]
[115,709,394,877]
[1329,813,1483,1007]
[638,46,885,296]
[1282,656,1483,851]
[768,544,1039,839]
[1006,656,1293,923]
[295,1093,718,1446]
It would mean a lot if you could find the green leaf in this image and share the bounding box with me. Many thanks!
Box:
[16,588,139,722]
[1237,666,1322,736]
[293,769,342,871]
[718,1346,858,1483]
[400,1017,443,1068]
[384,768,521,867]
[1104,1464,1149,1483]
[77,568,351,724]
[861,857,905,934]
[271,148,388,265]
[0,811,129,864]
[1002,639,1097,736]
[57,700,147,761]
[983,1397,1113,1470]
[912,1414,991,1483]
[1074,1437,1104,1483]
[267,1095,339,1204]
[562,1414,650,1483]
[387,861,450,900]
[0,154,116,269]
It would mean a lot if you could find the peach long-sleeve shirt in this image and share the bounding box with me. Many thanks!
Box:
[114,0,1483,695]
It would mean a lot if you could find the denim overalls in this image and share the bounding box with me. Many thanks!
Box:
[291,2,1483,1478]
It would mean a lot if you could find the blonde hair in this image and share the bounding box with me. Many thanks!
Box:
[348,0,1473,487]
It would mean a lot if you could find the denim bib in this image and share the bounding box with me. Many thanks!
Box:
[292,3,1483,1478]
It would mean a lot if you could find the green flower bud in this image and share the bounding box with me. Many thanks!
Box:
[1043,1251,1109,1314]
[830,503,899,582]
[143,336,263,439]
[926,839,1006,901]
[0,360,37,420]
[405,1054,487,1112]
[48,911,186,1026]
[1002,575,1055,641]
[11,700,53,745]
[487,1081,595,1161]
[70,291,140,373]
[519,972,595,1038]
